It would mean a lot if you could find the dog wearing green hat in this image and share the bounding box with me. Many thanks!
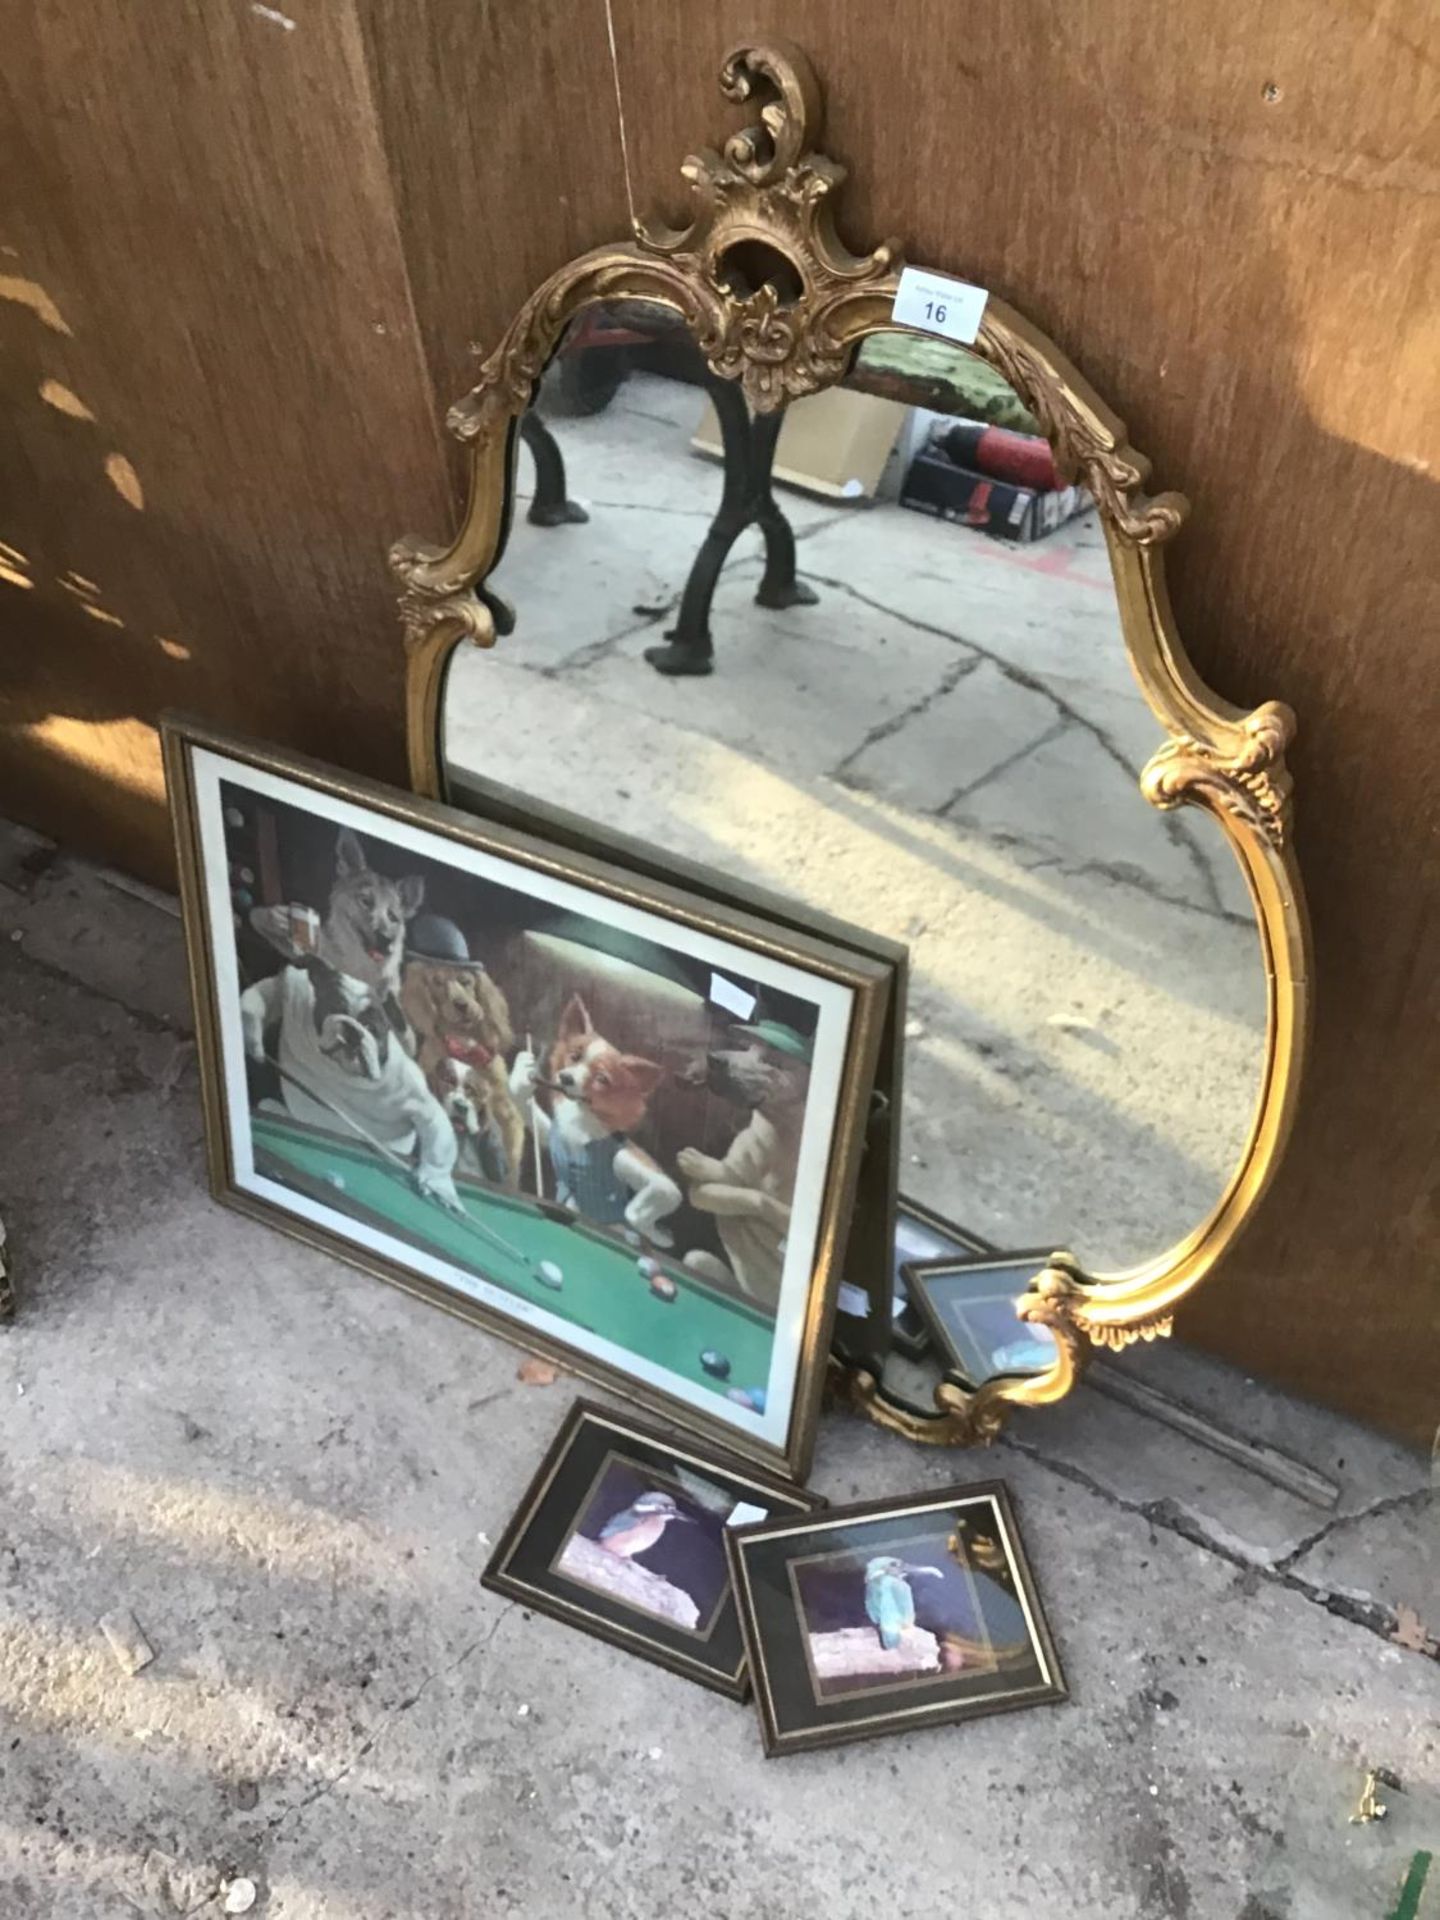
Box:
[677,1020,814,1308]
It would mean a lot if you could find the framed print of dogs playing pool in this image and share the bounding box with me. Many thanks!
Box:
[162,717,892,1478]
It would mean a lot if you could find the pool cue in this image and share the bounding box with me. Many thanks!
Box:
[260,1047,545,1277]
[526,1029,545,1198]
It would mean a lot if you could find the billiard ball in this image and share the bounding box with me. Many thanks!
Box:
[648,1275,677,1303]
[636,1256,660,1280]
[536,1260,565,1290]
[323,1172,346,1193]
[700,1349,731,1381]
[725,1385,767,1413]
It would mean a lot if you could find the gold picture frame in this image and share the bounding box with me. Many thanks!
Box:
[162,714,891,1480]
[391,40,1311,1448]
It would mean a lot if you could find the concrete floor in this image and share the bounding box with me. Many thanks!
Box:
[1,834,1437,1919]
[447,371,1268,1274]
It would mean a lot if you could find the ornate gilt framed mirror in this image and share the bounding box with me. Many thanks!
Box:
[393,41,1310,1448]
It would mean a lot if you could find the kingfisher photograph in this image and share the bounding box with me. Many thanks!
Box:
[164,720,893,1478]
[726,1485,1066,1753]
[482,1402,823,1697]
[556,1455,732,1636]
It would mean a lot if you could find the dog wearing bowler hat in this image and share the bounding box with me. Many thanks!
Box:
[400,914,527,1189]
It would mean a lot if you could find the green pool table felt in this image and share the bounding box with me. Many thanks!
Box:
[250,1112,775,1402]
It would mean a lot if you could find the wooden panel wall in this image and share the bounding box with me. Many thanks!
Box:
[356,0,629,448]
[0,0,449,881]
[1,0,1435,1443]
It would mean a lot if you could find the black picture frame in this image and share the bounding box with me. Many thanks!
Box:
[726,1481,1066,1755]
[482,1399,824,1699]
[901,1249,1064,1389]
[889,1196,994,1360]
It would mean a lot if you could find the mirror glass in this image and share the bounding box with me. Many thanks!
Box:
[441,297,1268,1279]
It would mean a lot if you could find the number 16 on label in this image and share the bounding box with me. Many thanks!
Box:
[891,268,989,346]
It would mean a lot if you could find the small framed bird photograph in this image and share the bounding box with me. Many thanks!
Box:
[482,1400,825,1698]
[726,1482,1065,1754]
[900,1250,1063,1387]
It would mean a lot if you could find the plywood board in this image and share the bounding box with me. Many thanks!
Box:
[0,0,449,881]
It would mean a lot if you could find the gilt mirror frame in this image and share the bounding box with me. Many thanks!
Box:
[391,40,1311,1449]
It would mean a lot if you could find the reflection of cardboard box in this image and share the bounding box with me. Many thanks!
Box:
[899,446,1085,543]
[692,386,907,500]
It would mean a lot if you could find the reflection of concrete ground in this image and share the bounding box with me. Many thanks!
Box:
[558,1532,699,1630]
[448,375,1269,1269]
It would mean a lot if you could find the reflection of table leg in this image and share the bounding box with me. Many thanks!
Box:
[479,586,517,638]
[646,379,750,677]
[752,407,819,615]
[485,412,583,634]
[645,379,817,677]
[520,411,589,528]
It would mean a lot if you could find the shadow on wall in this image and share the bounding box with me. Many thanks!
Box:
[0,268,193,825]
[1130,248,1440,1439]
[0,264,411,886]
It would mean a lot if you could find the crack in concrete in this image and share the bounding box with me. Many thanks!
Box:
[1274,1482,1435,1575]
[1057,852,1251,926]
[0,928,190,1038]
[831,653,983,776]
[939,715,1073,812]
[800,565,994,659]
[260,1602,518,1849]
[992,832,1256,927]
[800,568,1234,911]
[542,605,670,675]
[1165,810,1229,919]
[1002,1430,1439,1661]
[791,508,889,547]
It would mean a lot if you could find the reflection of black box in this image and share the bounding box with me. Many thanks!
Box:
[899,447,1084,543]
